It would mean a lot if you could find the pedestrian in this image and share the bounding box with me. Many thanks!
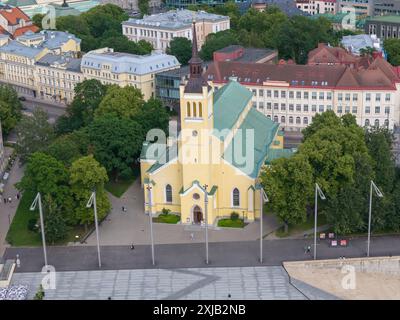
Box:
[307,245,311,253]
[130,243,135,250]
[3,198,5,204]
[16,254,21,268]
[8,197,12,203]
[190,233,194,240]
[16,193,20,200]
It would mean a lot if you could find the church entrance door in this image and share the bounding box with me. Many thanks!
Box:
[193,205,203,224]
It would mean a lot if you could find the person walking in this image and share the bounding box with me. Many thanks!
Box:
[190,233,194,241]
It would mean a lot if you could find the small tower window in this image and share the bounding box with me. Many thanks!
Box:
[165,184,172,203]
[193,102,197,117]
[187,102,191,117]
[232,188,240,207]
[199,102,202,117]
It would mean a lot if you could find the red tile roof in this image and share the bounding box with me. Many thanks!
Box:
[0,7,30,26]
[205,57,399,90]
[12,25,39,38]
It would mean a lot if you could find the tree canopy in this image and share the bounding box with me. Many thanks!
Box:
[0,85,22,136]
[166,37,192,65]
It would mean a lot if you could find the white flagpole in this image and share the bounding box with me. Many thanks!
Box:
[30,192,48,267]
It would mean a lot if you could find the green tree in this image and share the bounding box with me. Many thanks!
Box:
[15,108,55,163]
[88,116,143,180]
[261,154,313,232]
[94,85,144,120]
[0,85,22,135]
[200,30,238,61]
[167,37,192,65]
[45,133,83,166]
[138,0,150,15]
[138,98,170,134]
[43,194,68,244]
[32,13,45,29]
[17,152,71,209]
[384,38,400,66]
[69,155,110,227]
[302,110,342,140]
[55,79,107,134]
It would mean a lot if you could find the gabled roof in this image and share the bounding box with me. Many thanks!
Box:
[213,80,253,140]
[13,25,39,38]
[223,107,279,178]
[146,143,178,174]
[0,7,30,26]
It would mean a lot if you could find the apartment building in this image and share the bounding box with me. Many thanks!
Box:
[205,58,400,131]
[296,0,339,15]
[16,30,81,56]
[36,53,82,104]
[122,9,230,52]
[365,15,400,40]
[338,0,373,16]
[374,0,400,15]
[0,5,39,38]
[81,48,180,100]
[0,40,48,96]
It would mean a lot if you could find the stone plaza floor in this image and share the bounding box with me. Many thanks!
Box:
[10,266,306,300]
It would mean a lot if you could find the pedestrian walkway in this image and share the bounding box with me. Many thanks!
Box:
[10,266,307,300]
[0,158,24,256]
[84,179,281,246]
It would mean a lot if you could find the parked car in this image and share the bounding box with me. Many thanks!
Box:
[2,172,9,181]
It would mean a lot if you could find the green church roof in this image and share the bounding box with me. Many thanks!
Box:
[223,107,279,178]
[213,80,253,140]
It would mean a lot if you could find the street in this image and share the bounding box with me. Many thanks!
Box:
[3,235,400,273]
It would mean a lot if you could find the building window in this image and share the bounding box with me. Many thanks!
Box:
[304,104,309,112]
[296,104,301,111]
[304,92,309,99]
[353,93,358,101]
[198,102,202,117]
[337,106,342,113]
[366,93,371,101]
[274,115,278,122]
[296,91,301,99]
[312,92,317,100]
[338,93,343,101]
[385,119,389,127]
[274,90,279,98]
[319,105,324,112]
[365,119,370,126]
[289,104,294,111]
[281,103,286,111]
[375,106,380,114]
[385,93,391,102]
[267,90,271,98]
[274,103,279,110]
[267,103,271,110]
[326,92,332,100]
[289,91,294,99]
[319,92,324,100]
[352,106,357,114]
[376,93,381,102]
[281,91,286,98]
[345,93,350,101]
[187,102,191,117]
[296,117,301,124]
[289,116,293,124]
[385,106,390,114]
[304,117,308,125]
[365,106,370,114]
[165,184,172,203]
[232,188,240,207]
[375,119,380,127]
[281,116,286,123]
[193,102,197,117]
[345,106,350,113]
[259,89,263,97]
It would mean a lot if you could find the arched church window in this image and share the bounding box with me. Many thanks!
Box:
[193,102,197,117]
[165,184,172,203]
[232,188,240,207]
[199,102,203,117]
[187,102,191,117]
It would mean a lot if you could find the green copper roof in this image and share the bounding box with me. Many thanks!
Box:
[367,15,400,24]
[264,148,295,165]
[146,143,178,173]
[223,108,279,178]
[213,80,253,140]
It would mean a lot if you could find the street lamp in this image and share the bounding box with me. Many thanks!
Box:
[314,183,326,260]
[203,184,209,265]
[367,180,383,257]
[146,184,155,265]
[259,187,269,264]
[86,189,102,268]
[30,192,48,267]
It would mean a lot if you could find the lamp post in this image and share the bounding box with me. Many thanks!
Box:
[86,189,102,268]
[146,184,155,265]
[259,187,268,264]
[367,180,383,257]
[30,192,48,267]
[203,184,209,265]
[314,183,326,260]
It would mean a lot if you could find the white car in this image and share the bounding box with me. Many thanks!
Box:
[2,172,9,181]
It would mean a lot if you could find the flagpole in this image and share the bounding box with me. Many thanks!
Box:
[30,192,48,267]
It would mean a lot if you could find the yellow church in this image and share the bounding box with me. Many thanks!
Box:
[140,23,288,226]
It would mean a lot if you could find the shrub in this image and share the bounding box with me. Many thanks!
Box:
[27,218,38,232]
[34,285,45,300]
[162,208,171,215]
[230,212,239,220]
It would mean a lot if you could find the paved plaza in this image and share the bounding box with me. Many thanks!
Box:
[10,266,307,300]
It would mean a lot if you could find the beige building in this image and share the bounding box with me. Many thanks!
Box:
[81,48,180,100]
[205,58,400,130]
[36,53,82,104]
[0,40,48,96]
[296,0,339,15]
[122,9,230,52]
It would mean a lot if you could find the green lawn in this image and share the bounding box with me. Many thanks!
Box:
[153,213,180,224]
[105,167,139,198]
[6,190,41,246]
[6,191,91,247]
[218,218,245,228]
[275,214,328,238]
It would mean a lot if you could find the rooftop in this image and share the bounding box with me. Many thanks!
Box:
[81,49,180,75]
[123,9,229,30]
[0,6,30,25]
[215,45,277,63]
[367,15,400,24]
[36,53,81,72]
[0,39,44,58]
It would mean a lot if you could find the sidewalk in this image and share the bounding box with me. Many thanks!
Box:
[0,157,24,256]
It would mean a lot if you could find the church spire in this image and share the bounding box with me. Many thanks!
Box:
[188,20,203,79]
